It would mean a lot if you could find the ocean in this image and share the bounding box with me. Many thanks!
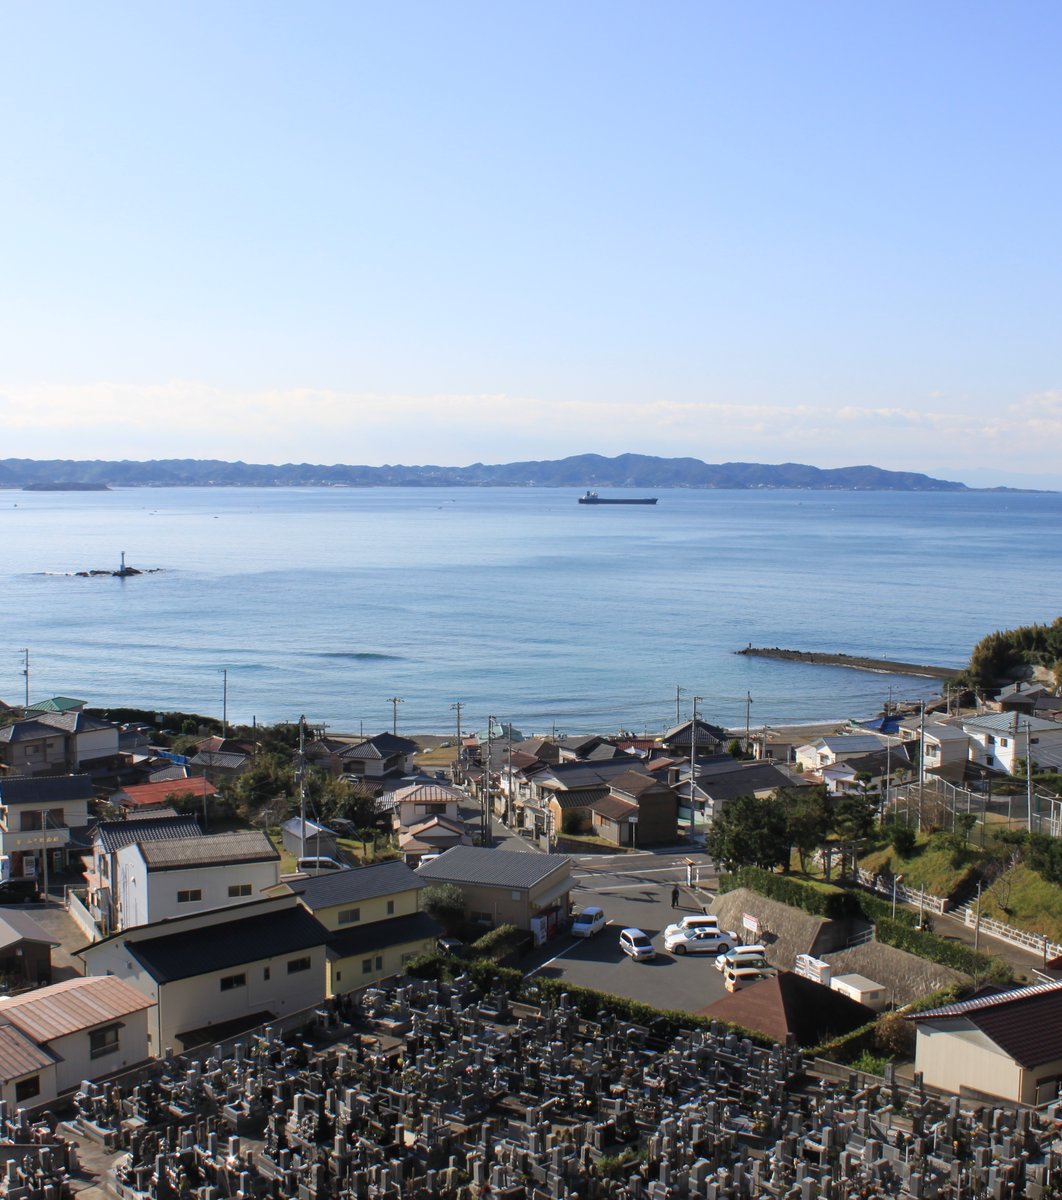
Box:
[2,485,1060,736]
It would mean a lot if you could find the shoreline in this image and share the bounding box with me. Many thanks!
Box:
[736,646,961,680]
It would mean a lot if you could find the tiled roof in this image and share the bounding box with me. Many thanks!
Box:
[416,846,569,889]
[288,859,423,910]
[33,711,116,735]
[326,911,443,960]
[0,1024,55,1083]
[0,774,93,805]
[339,733,417,762]
[136,830,279,871]
[590,795,638,820]
[189,751,248,770]
[126,906,330,983]
[908,979,1062,1067]
[94,815,201,854]
[0,719,65,744]
[0,975,154,1043]
[700,971,871,1047]
[552,787,609,809]
[389,782,464,805]
[535,759,642,790]
[608,770,664,799]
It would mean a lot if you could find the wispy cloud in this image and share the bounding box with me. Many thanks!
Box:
[0,380,1058,483]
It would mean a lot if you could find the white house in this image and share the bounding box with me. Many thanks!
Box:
[77,894,331,1056]
[0,975,152,1107]
[0,774,93,882]
[387,781,466,832]
[955,712,1062,776]
[795,734,892,773]
[897,719,973,780]
[112,830,281,930]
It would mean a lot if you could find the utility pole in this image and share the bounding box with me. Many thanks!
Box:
[1027,719,1035,833]
[689,696,703,844]
[484,715,494,848]
[917,701,926,833]
[20,648,29,709]
[387,697,404,737]
[450,701,463,782]
[296,715,307,860]
[221,668,228,738]
[744,692,752,754]
[675,685,685,727]
[973,880,982,952]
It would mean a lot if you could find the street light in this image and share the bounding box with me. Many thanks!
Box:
[892,873,903,919]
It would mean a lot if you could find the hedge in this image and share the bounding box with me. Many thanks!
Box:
[723,867,1012,984]
[719,867,862,919]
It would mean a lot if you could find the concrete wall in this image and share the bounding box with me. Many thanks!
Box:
[313,887,419,932]
[0,1063,59,1108]
[915,1021,1022,1101]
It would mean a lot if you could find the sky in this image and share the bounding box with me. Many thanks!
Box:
[1,2,1060,488]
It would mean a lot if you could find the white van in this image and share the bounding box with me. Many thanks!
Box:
[724,963,774,993]
[715,943,768,972]
[570,906,606,938]
[296,856,346,876]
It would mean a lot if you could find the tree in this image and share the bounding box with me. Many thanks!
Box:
[422,884,465,926]
[833,789,877,841]
[706,794,790,872]
[782,786,830,874]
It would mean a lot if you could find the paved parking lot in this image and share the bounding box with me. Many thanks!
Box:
[524,849,733,1014]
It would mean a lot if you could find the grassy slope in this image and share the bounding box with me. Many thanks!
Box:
[979,863,1062,944]
[859,834,980,899]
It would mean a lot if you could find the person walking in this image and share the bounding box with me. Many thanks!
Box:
[671,885,680,909]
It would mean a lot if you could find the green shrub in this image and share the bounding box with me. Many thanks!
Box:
[874,916,1011,982]
[808,1020,877,1063]
[720,867,862,919]
[851,1049,889,1076]
[889,824,917,856]
[470,923,525,960]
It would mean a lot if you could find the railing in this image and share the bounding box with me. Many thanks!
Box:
[952,904,1062,962]
[852,868,949,915]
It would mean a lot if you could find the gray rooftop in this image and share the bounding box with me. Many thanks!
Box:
[95,815,201,855]
[288,859,423,909]
[135,830,279,872]
[416,846,570,889]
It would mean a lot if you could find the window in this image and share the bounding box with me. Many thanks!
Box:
[228,883,252,898]
[1001,738,1009,748]
[335,971,342,982]
[19,811,42,832]
[362,958,373,974]
[177,889,202,904]
[375,955,383,970]
[263,967,271,981]
[220,974,246,991]
[287,957,311,974]
[337,907,360,925]
[15,1076,40,1102]
[386,900,395,915]
[90,1024,121,1059]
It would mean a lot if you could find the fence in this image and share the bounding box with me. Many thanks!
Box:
[64,886,101,943]
[952,904,1062,963]
[852,868,949,915]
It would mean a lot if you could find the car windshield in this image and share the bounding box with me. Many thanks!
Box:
[630,934,651,948]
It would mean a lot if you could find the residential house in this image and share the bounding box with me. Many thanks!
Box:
[337,733,417,781]
[897,719,972,781]
[398,815,471,864]
[529,758,650,839]
[0,975,153,1107]
[32,711,120,773]
[280,860,441,994]
[78,894,331,1055]
[24,696,87,715]
[112,830,281,930]
[795,734,892,773]
[589,771,678,846]
[953,713,1062,776]
[994,681,1053,716]
[416,846,572,942]
[0,911,59,987]
[819,746,911,798]
[908,980,1062,1104]
[387,781,466,832]
[188,736,252,779]
[112,776,218,815]
[554,735,619,763]
[0,720,69,777]
[692,760,804,823]
[85,814,202,936]
[659,718,730,758]
[0,774,93,881]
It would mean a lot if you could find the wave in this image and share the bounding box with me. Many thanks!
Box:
[315,651,405,662]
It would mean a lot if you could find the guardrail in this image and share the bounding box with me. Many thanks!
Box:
[953,905,1062,962]
[852,869,949,915]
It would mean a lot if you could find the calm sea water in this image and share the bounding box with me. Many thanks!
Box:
[2,486,1060,736]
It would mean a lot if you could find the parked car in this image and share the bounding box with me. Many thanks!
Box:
[571,906,606,938]
[296,856,346,876]
[663,927,736,956]
[662,913,719,941]
[723,963,774,992]
[618,928,656,961]
[0,878,40,904]
[438,936,466,956]
[715,943,769,972]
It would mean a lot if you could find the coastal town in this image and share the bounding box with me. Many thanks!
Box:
[0,632,1061,1197]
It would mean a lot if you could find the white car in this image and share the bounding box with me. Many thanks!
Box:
[571,906,606,938]
[724,963,775,992]
[715,943,769,972]
[663,927,736,956]
[662,913,720,941]
[618,928,656,961]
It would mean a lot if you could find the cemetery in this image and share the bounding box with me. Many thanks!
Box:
[2,974,1057,1199]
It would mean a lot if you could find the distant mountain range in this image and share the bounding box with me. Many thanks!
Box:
[0,454,970,491]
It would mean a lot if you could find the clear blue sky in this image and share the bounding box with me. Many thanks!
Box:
[2,1,1059,486]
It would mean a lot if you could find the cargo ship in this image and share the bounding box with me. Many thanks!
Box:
[578,491,658,505]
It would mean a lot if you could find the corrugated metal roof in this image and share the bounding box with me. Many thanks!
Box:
[0,975,154,1044]
[137,830,279,871]
[0,1023,55,1083]
[117,778,216,807]
[290,859,423,910]
[0,911,60,951]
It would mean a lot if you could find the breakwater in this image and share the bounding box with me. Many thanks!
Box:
[737,646,960,680]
